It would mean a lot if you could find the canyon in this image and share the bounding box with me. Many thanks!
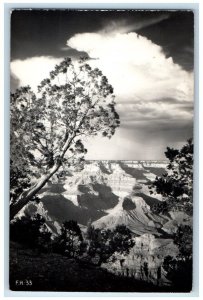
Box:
[17,160,191,285]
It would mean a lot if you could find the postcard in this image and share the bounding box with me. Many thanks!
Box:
[9,9,194,292]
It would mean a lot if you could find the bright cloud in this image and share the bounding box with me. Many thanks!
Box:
[10,27,193,159]
[67,29,193,159]
[67,31,193,115]
[10,56,63,91]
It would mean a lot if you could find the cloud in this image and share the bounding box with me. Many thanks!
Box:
[10,72,20,92]
[67,27,193,159]
[117,99,193,126]
[100,14,170,35]
[85,121,193,160]
[67,30,193,118]
[10,56,63,91]
[67,31,193,103]
[10,24,193,159]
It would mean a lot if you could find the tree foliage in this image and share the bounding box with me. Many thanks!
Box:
[150,139,193,290]
[10,213,51,250]
[150,139,193,215]
[10,57,120,219]
[54,220,85,258]
[87,225,135,265]
[10,166,31,205]
[162,255,192,292]
[173,224,192,259]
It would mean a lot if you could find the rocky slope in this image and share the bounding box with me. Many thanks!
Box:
[16,160,191,285]
[20,160,167,231]
[19,160,190,237]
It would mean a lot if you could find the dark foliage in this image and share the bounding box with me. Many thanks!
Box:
[10,214,51,251]
[53,220,85,258]
[110,225,135,255]
[10,166,31,205]
[150,139,193,291]
[150,138,193,215]
[163,255,192,292]
[150,201,170,215]
[162,225,193,289]
[173,225,192,259]
[87,224,135,265]
[10,241,173,292]
[10,164,40,206]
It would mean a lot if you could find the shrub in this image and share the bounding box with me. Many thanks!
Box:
[10,213,51,250]
[54,220,85,258]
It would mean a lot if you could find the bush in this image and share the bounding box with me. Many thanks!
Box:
[10,213,51,251]
[163,255,192,292]
[54,220,85,258]
[173,225,192,259]
[150,139,193,215]
[87,225,135,265]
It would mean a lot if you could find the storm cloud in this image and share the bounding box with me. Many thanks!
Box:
[10,10,194,159]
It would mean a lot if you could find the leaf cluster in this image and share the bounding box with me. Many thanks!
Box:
[10,213,51,250]
[150,139,193,215]
[54,220,85,258]
[87,224,135,265]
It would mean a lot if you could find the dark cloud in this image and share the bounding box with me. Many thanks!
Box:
[156,97,193,104]
[122,118,193,131]
[98,120,193,160]
[181,105,194,112]
[117,97,193,126]
[120,121,193,159]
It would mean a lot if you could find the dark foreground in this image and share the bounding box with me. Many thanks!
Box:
[9,242,190,292]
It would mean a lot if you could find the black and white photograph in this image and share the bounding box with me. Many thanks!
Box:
[9,9,194,292]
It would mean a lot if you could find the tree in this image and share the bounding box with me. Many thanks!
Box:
[10,163,40,206]
[161,224,193,291]
[173,224,192,260]
[10,57,120,219]
[150,139,193,215]
[55,220,84,258]
[150,139,193,290]
[87,228,113,265]
[10,213,52,250]
[10,165,32,206]
[87,225,135,266]
[162,255,192,292]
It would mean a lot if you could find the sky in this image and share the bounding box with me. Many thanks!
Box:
[10,10,194,160]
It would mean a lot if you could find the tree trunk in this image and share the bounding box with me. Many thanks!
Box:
[10,134,76,221]
[10,162,61,220]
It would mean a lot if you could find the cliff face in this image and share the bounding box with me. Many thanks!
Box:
[20,160,189,235]
[102,233,179,285]
[21,160,167,229]
[17,160,190,285]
